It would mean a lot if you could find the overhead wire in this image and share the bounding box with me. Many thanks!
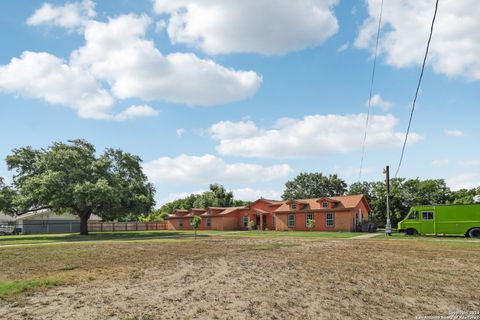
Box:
[394,0,440,178]
[358,0,384,181]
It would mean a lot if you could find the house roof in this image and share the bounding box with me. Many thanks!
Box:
[167,195,370,218]
[275,195,368,213]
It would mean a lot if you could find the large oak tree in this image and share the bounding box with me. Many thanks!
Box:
[5,140,155,235]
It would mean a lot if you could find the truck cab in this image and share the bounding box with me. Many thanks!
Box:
[398,208,424,235]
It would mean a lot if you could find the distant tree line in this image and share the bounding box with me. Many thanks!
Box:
[141,184,249,221]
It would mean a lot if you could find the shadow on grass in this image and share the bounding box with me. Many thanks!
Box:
[0,231,211,245]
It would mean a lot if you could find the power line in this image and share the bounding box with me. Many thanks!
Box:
[359,0,384,181]
[395,0,439,178]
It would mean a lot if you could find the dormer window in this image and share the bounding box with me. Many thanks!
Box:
[291,203,297,209]
[322,202,329,208]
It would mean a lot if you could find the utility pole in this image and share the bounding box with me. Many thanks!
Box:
[383,165,392,236]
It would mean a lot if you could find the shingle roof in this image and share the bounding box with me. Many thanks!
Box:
[275,195,367,212]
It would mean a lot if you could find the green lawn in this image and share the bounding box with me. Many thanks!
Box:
[0,277,65,298]
[0,230,202,245]
[220,230,363,239]
[372,231,480,247]
[0,230,363,246]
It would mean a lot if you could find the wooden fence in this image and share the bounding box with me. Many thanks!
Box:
[88,221,167,232]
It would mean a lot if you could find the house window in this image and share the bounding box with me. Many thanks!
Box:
[325,213,334,227]
[288,214,295,228]
[422,211,434,220]
[306,213,314,227]
[291,203,297,209]
[243,215,249,228]
[179,220,183,228]
[322,202,329,208]
[206,217,211,227]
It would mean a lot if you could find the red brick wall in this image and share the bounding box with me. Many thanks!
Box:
[275,210,356,231]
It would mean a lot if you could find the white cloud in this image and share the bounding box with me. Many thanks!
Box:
[356,0,480,80]
[444,129,464,137]
[208,120,259,140]
[1,14,262,119]
[337,42,350,52]
[27,0,96,32]
[71,14,262,106]
[158,190,205,205]
[176,128,186,137]
[447,173,480,191]
[431,159,449,168]
[232,188,283,202]
[209,113,423,158]
[153,0,339,55]
[458,160,480,167]
[143,154,293,184]
[113,105,159,121]
[366,93,393,111]
[0,51,114,119]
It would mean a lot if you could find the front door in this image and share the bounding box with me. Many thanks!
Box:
[420,210,435,234]
[255,215,260,230]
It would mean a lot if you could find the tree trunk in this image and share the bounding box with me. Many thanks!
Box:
[79,211,91,235]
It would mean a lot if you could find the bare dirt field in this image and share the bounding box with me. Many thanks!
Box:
[1,236,479,320]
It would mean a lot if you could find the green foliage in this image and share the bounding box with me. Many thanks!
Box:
[451,187,480,204]
[190,215,202,239]
[190,215,202,229]
[4,140,155,234]
[148,184,250,221]
[247,220,256,231]
[306,219,315,231]
[0,177,18,216]
[282,173,347,200]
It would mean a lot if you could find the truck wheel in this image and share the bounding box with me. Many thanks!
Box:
[468,228,480,239]
[405,229,417,236]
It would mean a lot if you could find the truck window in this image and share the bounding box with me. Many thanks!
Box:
[408,211,418,220]
[422,211,434,220]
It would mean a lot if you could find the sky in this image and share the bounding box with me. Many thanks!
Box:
[0,0,479,205]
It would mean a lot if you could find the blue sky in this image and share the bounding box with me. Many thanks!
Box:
[0,0,479,205]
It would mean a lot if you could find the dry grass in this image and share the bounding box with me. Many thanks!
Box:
[0,237,479,319]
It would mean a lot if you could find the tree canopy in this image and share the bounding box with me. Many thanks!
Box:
[282,173,347,200]
[4,140,155,235]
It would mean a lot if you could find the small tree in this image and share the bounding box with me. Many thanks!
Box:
[190,215,202,239]
[247,220,256,231]
[306,218,315,231]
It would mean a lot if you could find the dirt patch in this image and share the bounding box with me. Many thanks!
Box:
[1,237,479,319]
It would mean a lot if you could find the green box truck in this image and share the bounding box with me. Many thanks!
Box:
[397,204,480,238]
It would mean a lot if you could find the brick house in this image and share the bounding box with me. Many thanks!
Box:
[166,195,370,232]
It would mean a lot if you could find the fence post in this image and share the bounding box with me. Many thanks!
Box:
[125,223,127,231]
[113,223,115,232]
[136,222,138,231]
[101,222,103,232]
